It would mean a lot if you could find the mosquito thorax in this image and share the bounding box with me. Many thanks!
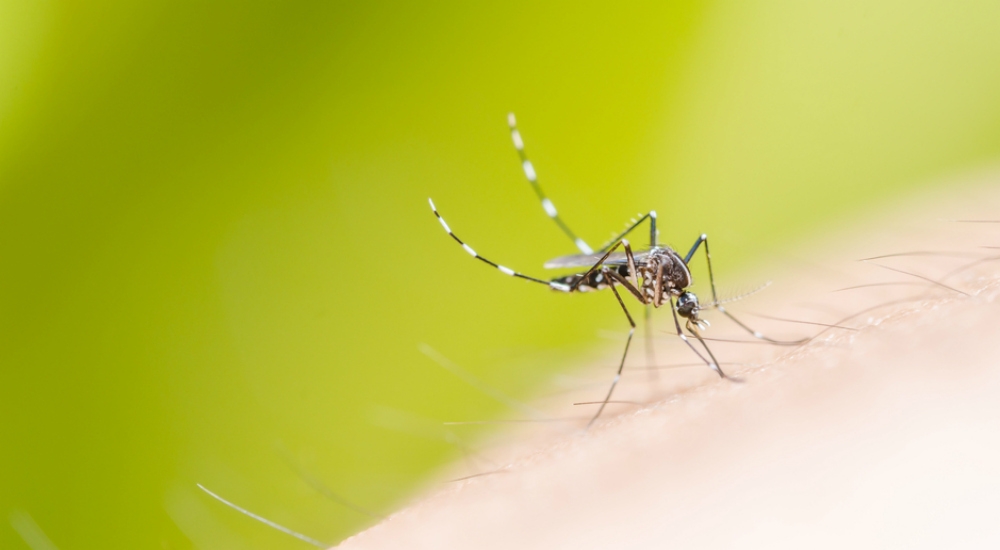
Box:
[638,247,693,302]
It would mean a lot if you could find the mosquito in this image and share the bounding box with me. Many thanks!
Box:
[429,113,805,427]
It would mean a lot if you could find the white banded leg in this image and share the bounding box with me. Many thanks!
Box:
[582,242,647,427]
[596,211,658,254]
[507,113,593,255]
[684,234,808,345]
[566,238,633,292]
[429,198,571,292]
[587,268,637,428]
[667,294,731,379]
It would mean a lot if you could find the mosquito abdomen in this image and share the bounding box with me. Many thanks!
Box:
[552,265,630,292]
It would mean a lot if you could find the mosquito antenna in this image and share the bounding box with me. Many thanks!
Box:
[682,233,808,345]
[196,483,328,548]
[713,281,773,305]
[9,510,60,550]
[573,400,643,406]
[508,113,593,254]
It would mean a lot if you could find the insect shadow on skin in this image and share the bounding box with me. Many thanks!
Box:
[429,113,810,428]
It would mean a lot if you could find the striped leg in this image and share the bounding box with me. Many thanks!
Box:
[566,239,634,292]
[506,114,659,256]
[667,294,731,379]
[596,211,658,254]
[507,113,593,255]
[587,269,637,428]
[581,242,648,427]
[429,198,571,292]
[684,234,807,345]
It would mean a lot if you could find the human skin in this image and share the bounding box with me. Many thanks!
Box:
[337,176,1000,550]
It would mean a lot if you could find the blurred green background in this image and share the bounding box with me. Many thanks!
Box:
[2,1,1000,548]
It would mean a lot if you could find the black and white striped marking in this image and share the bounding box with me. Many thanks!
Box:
[429,114,809,428]
[508,113,594,255]
[429,198,571,292]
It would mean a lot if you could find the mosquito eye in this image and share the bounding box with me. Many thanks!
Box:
[678,292,698,308]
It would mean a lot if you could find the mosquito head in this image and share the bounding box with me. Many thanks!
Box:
[676,291,700,318]
[677,291,711,331]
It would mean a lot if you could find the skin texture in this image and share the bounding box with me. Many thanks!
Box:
[337,174,1000,550]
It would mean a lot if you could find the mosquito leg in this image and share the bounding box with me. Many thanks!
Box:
[686,233,808,345]
[605,268,645,302]
[654,263,664,307]
[692,337,740,381]
[683,234,713,291]
[667,294,729,379]
[508,115,658,256]
[596,211,659,253]
[625,241,644,290]
[570,239,628,291]
[562,237,644,295]
[429,198,572,292]
[595,242,645,302]
[588,269,637,428]
[507,113,593,254]
[650,208,658,247]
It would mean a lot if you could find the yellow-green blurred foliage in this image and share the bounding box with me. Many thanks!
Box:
[2,1,1000,548]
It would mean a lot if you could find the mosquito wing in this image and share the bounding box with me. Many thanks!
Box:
[543,250,649,269]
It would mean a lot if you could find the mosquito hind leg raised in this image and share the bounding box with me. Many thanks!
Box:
[507,114,662,258]
[428,198,572,292]
[507,113,593,254]
[596,211,658,254]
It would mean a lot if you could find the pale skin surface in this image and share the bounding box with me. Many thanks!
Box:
[339,174,1000,550]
